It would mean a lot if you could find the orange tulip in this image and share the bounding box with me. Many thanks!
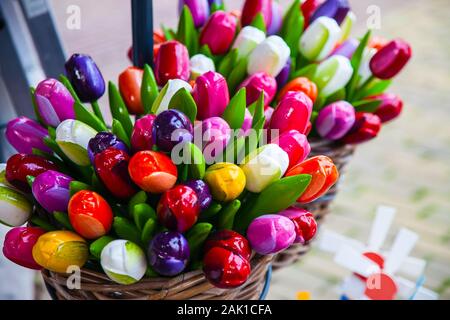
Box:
[277,77,318,103]
[119,67,144,114]
[285,156,338,203]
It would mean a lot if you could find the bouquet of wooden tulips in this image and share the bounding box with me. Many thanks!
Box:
[0,43,339,290]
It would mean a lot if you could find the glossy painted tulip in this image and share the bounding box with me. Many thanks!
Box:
[271,130,311,170]
[331,38,359,59]
[232,26,266,60]
[88,132,129,164]
[313,55,353,97]
[153,79,192,114]
[183,180,212,211]
[34,78,75,127]
[157,185,200,232]
[189,54,215,79]
[32,170,72,213]
[267,0,282,35]
[196,117,231,160]
[64,54,105,102]
[269,91,313,135]
[179,0,210,28]
[342,112,381,144]
[131,114,156,152]
[316,101,355,140]
[241,0,272,28]
[301,0,324,28]
[299,17,341,62]
[285,156,339,203]
[240,108,253,136]
[369,39,412,80]
[238,72,277,106]
[94,148,137,199]
[263,106,274,129]
[152,109,194,152]
[240,144,289,193]
[119,66,144,114]
[148,231,189,276]
[0,185,32,227]
[6,117,51,155]
[372,93,403,123]
[203,230,251,288]
[277,77,318,103]
[192,71,230,120]
[200,11,237,55]
[155,40,190,86]
[32,231,89,273]
[204,163,246,202]
[339,11,356,42]
[279,207,317,244]
[310,0,350,25]
[3,227,46,269]
[247,214,296,254]
[68,191,113,239]
[55,119,98,166]
[101,239,147,284]
[357,47,378,86]
[248,36,291,77]
[275,59,291,89]
[128,151,178,193]
[5,154,57,192]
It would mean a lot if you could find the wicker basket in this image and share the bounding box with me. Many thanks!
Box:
[272,139,356,270]
[42,254,272,300]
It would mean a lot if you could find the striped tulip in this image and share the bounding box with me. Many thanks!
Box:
[238,72,277,106]
[179,0,210,28]
[342,112,381,144]
[119,66,144,115]
[0,185,32,227]
[248,36,291,77]
[88,132,129,164]
[200,11,237,55]
[232,26,266,60]
[271,130,311,170]
[192,71,230,120]
[2,227,46,269]
[32,170,72,213]
[316,101,355,140]
[241,0,272,28]
[313,55,353,97]
[357,47,378,86]
[6,117,51,155]
[155,40,190,86]
[370,39,412,80]
[189,54,215,79]
[310,0,350,25]
[339,11,356,42]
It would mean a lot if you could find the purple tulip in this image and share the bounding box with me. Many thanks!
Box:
[87,132,129,164]
[316,101,355,140]
[5,117,51,154]
[192,71,230,120]
[331,38,359,59]
[32,170,73,213]
[183,180,212,211]
[247,214,296,255]
[179,0,210,28]
[196,117,231,161]
[275,59,291,89]
[267,1,283,35]
[65,54,105,102]
[131,114,156,152]
[34,78,75,127]
[152,110,194,152]
[310,0,350,25]
[148,231,190,276]
[238,72,277,106]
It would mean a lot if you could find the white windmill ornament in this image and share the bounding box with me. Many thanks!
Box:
[318,205,438,300]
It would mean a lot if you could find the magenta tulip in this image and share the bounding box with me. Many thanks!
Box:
[370,39,412,80]
[199,11,237,55]
[271,130,311,170]
[372,93,403,123]
[316,101,355,140]
[131,114,156,152]
[3,227,46,270]
[196,117,231,161]
[240,109,253,136]
[241,0,273,28]
[32,170,73,213]
[192,71,230,120]
[179,0,210,28]
[238,72,277,106]
[6,117,51,155]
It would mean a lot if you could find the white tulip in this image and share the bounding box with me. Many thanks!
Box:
[340,11,356,43]
[190,54,216,80]
[152,79,192,114]
[100,240,147,285]
[247,35,291,77]
[232,26,266,60]
[315,55,353,97]
[357,48,377,86]
[0,185,32,227]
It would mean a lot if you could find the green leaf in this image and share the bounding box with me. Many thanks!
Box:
[316,88,347,109]
[131,203,156,231]
[108,81,133,138]
[251,93,265,128]
[353,99,382,113]
[141,218,157,246]
[218,48,239,78]
[177,5,199,55]
[210,2,225,13]
[74,101,107,132]
[185,142,206,180]
[32,148,67,171]
[280,0,303,58]
[185,222,213,261]
[222,88,246,130]
[290,64,318,80]
[113,217,143,247]
[227,57,248,94]
[69,180,93,197]
[199,44,213,59]
[354,79,392,101]
[53,211,74,231]
[90,101,106,125]
[30,87,46,126]
[150,82,169,114]
[30,216,56,231]
[112,119,131,148]
[128,191,148,215]
[141,64,159,114]
[177,163,189,182]
[217,200,241,230]
[161,24,176,41]
[90,236,115,260]
[199,202,222,221]
[346,30,372,101]
[59,74,81,103]
[168,88,197,123]
[234,174,312,233]
[26,175,35,188]
[250,13,267,33]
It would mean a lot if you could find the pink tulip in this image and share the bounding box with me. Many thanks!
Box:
[271,130,311,170]
[131,114,156,152]
[6,117,51,154]
[238,72,277,106]
[192,71,230,120]
[199,11,237,55]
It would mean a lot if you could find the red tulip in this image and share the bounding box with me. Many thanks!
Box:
[279,207,317,244]
[119,67,144,114]
[68,190,113,239]
[94,148,137,199]
[155,40,190,86]
[128,151,178,193]
[241,0,273,28]
[203,230,252,261]
[369,39,412,80]
[199,11,237,55]
[271,130,311,170]
[157,185,200,233]
[342,112,381,144]
[5,154,57,192]
[371,93,403,123]
[301,0,324,28]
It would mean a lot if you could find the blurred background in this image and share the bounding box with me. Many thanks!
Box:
[0,0,449,299]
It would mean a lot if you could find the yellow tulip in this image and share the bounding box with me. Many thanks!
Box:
[204,163,246,202]
[32,231,88,273]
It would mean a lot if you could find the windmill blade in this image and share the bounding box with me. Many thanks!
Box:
[395,276,438,300]
[318,229,365,254]
[412,287,439,300]
[367,205,396,250]
[334,245,380,277]
[384,228,419,275]
[396,256,427,279]
[341,275,366,300]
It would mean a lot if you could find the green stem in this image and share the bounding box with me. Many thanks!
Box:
[91,100,106,126]
[350,75,375,103]
[30,216,56,231]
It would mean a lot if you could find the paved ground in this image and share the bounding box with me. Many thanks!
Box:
[1,0,448,300]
